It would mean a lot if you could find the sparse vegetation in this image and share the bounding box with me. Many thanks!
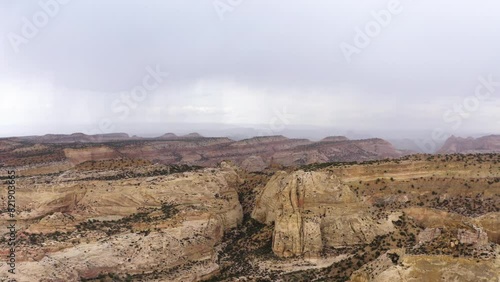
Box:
[2,147,498,281]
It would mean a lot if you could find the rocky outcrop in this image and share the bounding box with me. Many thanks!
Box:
[26,212,77,234]
[350,250,500,282]
[417,228,442,244]
[405,207,498,245]
[0,163,243,281]
[438,135,500,154]
[404,207,467,229]
[252,170,394,258]
[473,212,500,243]
[12,217,226,281]
[241,155,268,172]
[457,226,489,246]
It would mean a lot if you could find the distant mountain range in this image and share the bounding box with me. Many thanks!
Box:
[1,133,405,171]
[437,135,500,154]
[1,133,498,171]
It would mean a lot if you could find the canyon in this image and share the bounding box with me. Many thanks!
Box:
[0,134,498,281]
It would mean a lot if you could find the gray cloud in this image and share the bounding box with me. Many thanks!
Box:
[1,0,499,138]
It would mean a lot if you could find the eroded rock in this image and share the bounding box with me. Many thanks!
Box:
[252,170,394,257]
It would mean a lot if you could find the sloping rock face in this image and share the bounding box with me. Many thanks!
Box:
[438,135,500,153]
[241,155,267,172]
[417,228,442,244]
[474,212,500,243]
[457,227,489,246]
[252,171,394,258]
[404,207,498,245]
[350,250,500,282]
[0,162,243,281]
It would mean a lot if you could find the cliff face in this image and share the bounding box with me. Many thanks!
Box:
[1,134,403,171]
[252,170,395,258]
[0,162,243,281]
[438,135,500,154]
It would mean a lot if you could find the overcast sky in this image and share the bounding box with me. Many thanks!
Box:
[1,0,499,138]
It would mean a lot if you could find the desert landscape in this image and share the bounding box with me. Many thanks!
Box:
[2,1,499,281]
[0,133,498,281]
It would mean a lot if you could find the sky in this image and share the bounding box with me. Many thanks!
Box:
[1,0,499,141]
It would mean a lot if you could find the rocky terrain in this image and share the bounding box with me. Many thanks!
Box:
[252,170,396,258]
[0,134,499,281]
[438,135,500,154]
[0,133,404,172]
[0,160,242,281]
[208,154,499,281]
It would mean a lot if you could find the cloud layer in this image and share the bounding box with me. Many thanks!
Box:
[1,0,499,138]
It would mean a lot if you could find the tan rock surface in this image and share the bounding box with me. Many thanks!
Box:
[0,163,243,281]
[63,146,121,165]
[417,228,442,244]
[241,155,268,172]
[473,212,500,244]
[405,207,498,245]
[252,170,394,257]
[350,251,500,282]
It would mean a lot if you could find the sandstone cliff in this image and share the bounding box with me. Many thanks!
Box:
[0,162,243,281]
[252,170,395,258]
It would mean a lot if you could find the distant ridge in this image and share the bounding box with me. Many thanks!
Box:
[0,132,405,171]
[320,136,349,142]
[8,132,211,143]
[158,133,178,139]
[10,133,132,143]
[182,132,203,138]
[230,135,292,146]
[437,135,500,154]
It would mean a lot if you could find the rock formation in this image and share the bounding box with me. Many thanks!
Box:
[1,134,404,171]
[438,135,500,154]
[252,170,394,258]
[0,138,498,281]
[0,162,243,281]
[350,249,500,282]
